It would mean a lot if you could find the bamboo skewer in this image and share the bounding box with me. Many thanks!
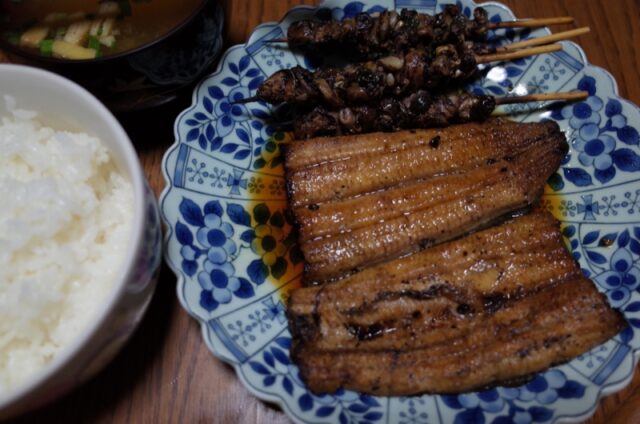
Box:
[477,43,562,63]
[236,91,587,139]
[488,16,575,28]
[234,96,260,104]
[500,27,590,51]
[235,91,588,108]
[495,91,589,105]
[233,44,566,106]
[266,31,582,52]
[265,16,577,44]
[237,91,589,138]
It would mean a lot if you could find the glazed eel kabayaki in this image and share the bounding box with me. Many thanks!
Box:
[285,119,562,208]
[287,211,627,395]
[292,121,568,284]
[294,151,545,243]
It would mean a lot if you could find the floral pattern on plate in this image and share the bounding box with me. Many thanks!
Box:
[160,1,640,423]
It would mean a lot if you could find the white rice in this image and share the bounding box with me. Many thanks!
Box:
[0,97,133,392]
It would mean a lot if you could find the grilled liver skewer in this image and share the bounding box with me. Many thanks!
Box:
[291,90,587,139]
[279,5,574,58]
[253,44,561,107]
[285,6,491,57]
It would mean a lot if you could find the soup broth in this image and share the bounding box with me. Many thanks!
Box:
[1,0,204,59]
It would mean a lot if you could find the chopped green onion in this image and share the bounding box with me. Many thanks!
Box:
[88,36,101,55]
[39,39,54,56]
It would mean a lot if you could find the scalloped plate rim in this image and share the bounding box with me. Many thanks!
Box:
[158,1,640,422]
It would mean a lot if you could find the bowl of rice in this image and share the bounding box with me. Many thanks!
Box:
[0,64,162,418]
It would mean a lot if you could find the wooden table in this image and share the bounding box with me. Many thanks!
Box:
[5,0,640,422]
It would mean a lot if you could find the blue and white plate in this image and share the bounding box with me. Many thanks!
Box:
[160,1,640,422]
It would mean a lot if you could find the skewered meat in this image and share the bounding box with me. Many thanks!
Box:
[287,5,490,58]
[285,119,562,208]
[297,128,567,284]
[292,91,496,139]
[287,210,627,395]
[256,46,478,107]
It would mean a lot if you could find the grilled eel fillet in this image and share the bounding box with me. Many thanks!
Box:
[289,121,568,285]
[287,211,627,396]
[285,119,563,208]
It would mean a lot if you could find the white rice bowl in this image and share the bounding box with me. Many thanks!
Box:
[0,96,133,392]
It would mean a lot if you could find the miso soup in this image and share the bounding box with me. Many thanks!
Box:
[1,0,204,60]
